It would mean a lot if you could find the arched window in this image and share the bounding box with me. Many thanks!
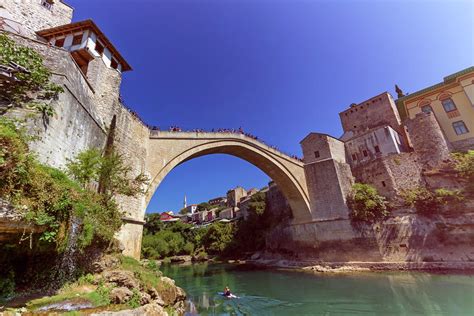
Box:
[421,105,433,113]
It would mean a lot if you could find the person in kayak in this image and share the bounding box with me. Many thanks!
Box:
[223,286,232,297]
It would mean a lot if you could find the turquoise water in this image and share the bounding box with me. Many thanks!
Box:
[161,263,474,315]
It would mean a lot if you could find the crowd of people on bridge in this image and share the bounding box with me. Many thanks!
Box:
[118,96,303,161]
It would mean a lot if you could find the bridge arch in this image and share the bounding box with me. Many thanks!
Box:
[145,131,312,222]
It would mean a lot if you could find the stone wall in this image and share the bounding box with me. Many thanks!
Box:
[266,208,474,263]
[0,0,73,38]
[5,32,107,167]
[303,159,353,220]
[3,32,149,258]
[352,152,424,200]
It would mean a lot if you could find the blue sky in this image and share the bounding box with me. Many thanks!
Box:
[67,0,473,213]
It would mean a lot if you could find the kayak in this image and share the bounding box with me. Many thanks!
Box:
[218,292,239,299]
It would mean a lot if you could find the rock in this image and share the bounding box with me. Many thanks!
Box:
[173,300,186,315]
[140,292,152,305]
[109,287,133,304]
[192,251,208,262]
[156,277,186,305]
[92,255,120,273]
[147,287,165,306]
[169,255,192,263]
[250,252,261,260]
[101,270,141,289]
[91,303,167,316]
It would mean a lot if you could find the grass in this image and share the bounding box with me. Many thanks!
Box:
[26,281,109,311]
[119,255,162,289]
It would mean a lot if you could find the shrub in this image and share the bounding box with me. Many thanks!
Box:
[452,150,474,194]
[0,118,141,250]
[402,187,463,215]
[347,183,388,222]
[0,33,63,116]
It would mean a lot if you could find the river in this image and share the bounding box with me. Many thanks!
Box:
[161,262,474,315]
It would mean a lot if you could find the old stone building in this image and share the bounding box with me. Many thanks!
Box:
[301,85,463,207]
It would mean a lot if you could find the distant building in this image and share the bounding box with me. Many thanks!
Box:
[159,212,179,222]
[226,186,247,208]
[182,204,198,215]
[396,67,474,151]
[208,196,227,207]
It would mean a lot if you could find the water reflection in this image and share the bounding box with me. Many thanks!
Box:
[161,263,474,315]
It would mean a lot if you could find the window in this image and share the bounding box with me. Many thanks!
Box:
[314,151,320,158]
[95,41,104,55]
[441,98,457,112]
[363,150,368,157]
[351,154,357,161]
[374,145,380,153]
[72,34,82,46]
[110,58,119,69]
[421,105,433,114]
[452,121,469,135]
[54,37,65,48]
[41,0,53,10]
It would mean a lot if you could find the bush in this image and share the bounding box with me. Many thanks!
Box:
[0,118,142,250]
[347,183,388,223]
[452,150,474,194]
[0,33,63,116]
[402,187,463,215]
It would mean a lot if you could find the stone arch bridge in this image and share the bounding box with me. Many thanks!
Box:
[144,131,312,222]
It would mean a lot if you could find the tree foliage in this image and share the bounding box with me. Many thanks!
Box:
[347,183,388,223]
[452,150,474,194]
[0,33,63,116]
[0,118,145,250]
[66,148,149,201]
[401,187,463,215]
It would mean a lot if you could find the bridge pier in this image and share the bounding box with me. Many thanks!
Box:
[300,133,354,220]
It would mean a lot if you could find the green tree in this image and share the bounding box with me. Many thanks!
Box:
[66,148,102,188]
[347,183,388,222]
[197,202,211,212]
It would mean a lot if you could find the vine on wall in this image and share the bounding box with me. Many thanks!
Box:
[0,33,63,116]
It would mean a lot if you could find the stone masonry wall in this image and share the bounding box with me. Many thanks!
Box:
[352,152,424,200]
[3,32,149,258]
[304,159,353,220]
[0,0,73,38]
[5,32,107,167]
[405,112,451,168]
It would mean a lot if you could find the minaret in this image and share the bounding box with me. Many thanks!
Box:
[183,195,187,209]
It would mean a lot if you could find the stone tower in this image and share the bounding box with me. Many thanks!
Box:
[300,133,354,220]
[405,112,451,168]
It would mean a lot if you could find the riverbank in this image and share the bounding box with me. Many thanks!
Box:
[245,258,474,273]
[0,255,186,316]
